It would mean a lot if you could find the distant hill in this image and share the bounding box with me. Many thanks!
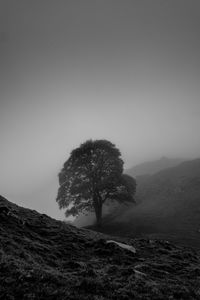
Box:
[99,158,200,249]
[1,195,200,299]
[126,157,184,177]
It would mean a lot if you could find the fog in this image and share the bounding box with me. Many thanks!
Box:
[0,0,200,219]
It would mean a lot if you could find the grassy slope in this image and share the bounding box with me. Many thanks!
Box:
[1,195,200,299]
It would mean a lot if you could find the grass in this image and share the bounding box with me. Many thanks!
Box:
[0,195,200,299]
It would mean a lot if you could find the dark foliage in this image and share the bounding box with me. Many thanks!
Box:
[56,140,136,225]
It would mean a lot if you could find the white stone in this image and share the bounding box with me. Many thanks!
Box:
[106,240,136,253]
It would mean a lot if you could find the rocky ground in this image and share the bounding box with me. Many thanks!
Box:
[0,195,200,299]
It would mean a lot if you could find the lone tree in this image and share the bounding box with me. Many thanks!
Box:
[56,139,136,226]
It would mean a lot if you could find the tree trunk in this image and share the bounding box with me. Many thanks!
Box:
[93,197,102,227]
[96,205,102,227]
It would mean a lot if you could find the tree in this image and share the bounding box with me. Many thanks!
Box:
[56,139,136,226]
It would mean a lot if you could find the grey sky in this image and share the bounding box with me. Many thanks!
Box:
[0,0,200,219]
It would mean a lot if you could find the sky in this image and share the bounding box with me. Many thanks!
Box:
[0,0,200,219]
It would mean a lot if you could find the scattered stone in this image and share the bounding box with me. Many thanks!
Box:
[106,240,136,254]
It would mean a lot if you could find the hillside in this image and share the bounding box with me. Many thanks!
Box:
[126,157,184,177]
[1,195,200,299]
[99,159,200,249]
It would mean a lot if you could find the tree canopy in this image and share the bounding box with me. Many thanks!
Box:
[56,139,136,225]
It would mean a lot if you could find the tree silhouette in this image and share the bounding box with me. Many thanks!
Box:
[56,139,136,226]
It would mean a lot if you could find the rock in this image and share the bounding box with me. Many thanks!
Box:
[106,240,136,253]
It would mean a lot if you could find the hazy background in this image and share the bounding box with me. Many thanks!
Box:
[0,0,200,219]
